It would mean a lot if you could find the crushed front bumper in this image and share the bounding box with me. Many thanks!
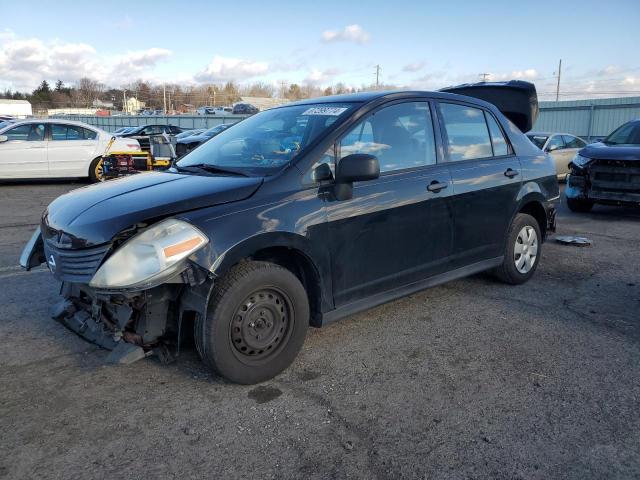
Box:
[566,161,640,206]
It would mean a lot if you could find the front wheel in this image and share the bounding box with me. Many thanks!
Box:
[88,157,105,182]
[195,261,309,384]
[494,213,542,285]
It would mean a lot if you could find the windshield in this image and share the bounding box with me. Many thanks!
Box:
[177,103,357,174]
[604,122,640,145]
[526,134,548,149]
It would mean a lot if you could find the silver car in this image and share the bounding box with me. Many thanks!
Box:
[526,132,587,180]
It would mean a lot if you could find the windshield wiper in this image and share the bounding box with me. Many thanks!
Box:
[175,164,249,177]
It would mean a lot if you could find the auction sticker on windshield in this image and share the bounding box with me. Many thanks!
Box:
[302,106,349,116]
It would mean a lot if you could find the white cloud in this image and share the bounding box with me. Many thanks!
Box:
[0,34,171,90]
[303,68,340,84]
[321,24,370,44]
[403,62,426,73]
[195,55,269,82]
[113,48,171,71]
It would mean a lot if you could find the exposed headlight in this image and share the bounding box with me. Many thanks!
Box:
[571,154,593,168]
[90,219,208,290]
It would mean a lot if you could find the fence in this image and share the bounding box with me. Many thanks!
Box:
[535,97,640,141]
[54,96,640,141]
[48,114,248,132]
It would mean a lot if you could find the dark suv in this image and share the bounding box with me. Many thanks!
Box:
[20,86,558,384]
[565,119,640,211]
[232,103,259,115]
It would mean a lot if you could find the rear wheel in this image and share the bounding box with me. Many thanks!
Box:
[566,197,594,213]
[195,261,309,384]
[88,157,105,182]
[495,213,541,285]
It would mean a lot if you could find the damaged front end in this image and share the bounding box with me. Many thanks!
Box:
[22,217,215,365]
[51,283,184,364]
[567,155,640,206]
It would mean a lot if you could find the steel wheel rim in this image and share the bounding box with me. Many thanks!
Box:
[514,226,538,274]
[230,287,293,363]
[95,159,105,181]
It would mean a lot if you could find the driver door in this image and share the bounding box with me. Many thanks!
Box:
[0,123,48,178]
[325,101,454,306]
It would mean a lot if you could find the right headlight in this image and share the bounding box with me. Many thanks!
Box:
[571,153,593,168]
[90,218,208,290]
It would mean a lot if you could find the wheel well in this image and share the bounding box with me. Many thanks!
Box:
[250,247,323,327]
[519,201,547,239]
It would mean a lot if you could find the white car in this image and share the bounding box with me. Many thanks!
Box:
[526,131,588,180]
[0,119,140,181]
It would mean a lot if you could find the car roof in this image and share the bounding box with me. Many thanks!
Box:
[281,90,502,111]
[1,118,102,131]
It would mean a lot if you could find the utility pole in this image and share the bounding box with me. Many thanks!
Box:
[123,89,127,114]
[555,59,562,102]
[375,64,381,88]
[480,73,490,82]
[163,84,167,114]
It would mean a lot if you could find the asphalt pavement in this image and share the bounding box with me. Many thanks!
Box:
[0,180,638,480]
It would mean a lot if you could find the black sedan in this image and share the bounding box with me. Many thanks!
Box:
[176,124,232,157]
[21,82,557,384]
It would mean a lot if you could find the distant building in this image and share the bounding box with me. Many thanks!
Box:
[125,97,146,114]
[0,99,32,118]
[239,97,290,111]
[48,107,99,116]
[92,99,114,109]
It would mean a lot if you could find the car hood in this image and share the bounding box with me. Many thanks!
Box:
[580,142,640,161]
[43,172,263,246]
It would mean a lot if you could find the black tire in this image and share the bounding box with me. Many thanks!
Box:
[88,157,105,182]
[195,261,309,384]
[566,197,594,213]
[495,213,542,285]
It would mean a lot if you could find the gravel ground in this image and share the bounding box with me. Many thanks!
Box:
[0,180,638,480]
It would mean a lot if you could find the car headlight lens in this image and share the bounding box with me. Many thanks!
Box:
[90,219,208,290]
[571,153,593,168]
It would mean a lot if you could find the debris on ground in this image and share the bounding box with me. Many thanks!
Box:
[555,235,592,246]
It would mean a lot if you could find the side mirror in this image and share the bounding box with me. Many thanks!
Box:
[0,135,8,143]
[312,162,333,182]
[546,144,559,152]
[335,154,380,183]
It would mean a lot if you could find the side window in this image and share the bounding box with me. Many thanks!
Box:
[4,124,45,141]
[485,113,510,156]
[5,124,32,141]
[339,101,436,173]
[546,135,565,151]
[562,135,585,149]
[51,124,67,140]
[83,127,98,140]
[439,103,492,161]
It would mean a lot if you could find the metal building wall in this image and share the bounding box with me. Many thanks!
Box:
[534,96,640,140]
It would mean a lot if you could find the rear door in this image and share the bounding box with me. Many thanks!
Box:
[325,100,455,305]
[0,123,48,178]
[47,124,100,177]
[437,101,522,267]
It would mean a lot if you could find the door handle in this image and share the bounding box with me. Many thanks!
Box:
[504,168,519,178]
[427,181,448,193]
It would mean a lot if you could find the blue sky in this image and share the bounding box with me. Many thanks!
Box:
[1,0,639,98]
